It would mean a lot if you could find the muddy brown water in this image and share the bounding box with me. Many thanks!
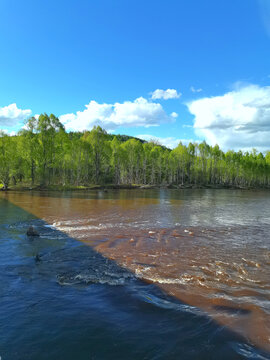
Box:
[1,189,270,354]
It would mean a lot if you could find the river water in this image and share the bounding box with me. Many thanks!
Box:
[0,189,269,359]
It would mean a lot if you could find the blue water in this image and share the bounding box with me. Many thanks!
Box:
[0,193,270,359]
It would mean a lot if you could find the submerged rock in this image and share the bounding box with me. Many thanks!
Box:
[26,226,39,237]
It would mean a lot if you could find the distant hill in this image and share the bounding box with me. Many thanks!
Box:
[106,134,146,143]
[67,131,146,144]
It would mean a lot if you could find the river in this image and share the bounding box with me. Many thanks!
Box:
[0,189,269,359]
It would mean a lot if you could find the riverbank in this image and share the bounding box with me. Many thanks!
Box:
[1,183,269,191]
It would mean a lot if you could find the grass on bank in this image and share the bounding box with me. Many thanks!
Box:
[1,181,267,191]
[0,182,146,191]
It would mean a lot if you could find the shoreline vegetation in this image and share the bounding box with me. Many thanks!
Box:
[1,113,270,191]
[1,183,270,192]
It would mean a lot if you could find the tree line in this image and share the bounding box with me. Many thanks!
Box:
[0,113,270,189]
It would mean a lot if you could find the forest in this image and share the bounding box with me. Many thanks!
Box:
[0,113,270,190]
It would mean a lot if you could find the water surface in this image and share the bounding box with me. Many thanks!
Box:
[0,189,269,359]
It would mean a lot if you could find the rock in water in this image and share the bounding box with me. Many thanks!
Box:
[26,226,39,237]
[35,254,42,262]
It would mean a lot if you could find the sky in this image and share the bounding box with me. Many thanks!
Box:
[0,0,270,152]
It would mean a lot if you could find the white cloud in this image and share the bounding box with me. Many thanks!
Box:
[190,86,202,93]
[187,84,270,151]
[60,97,176,132]
[182,124,192,128]
[137,134,194,149]
[170,112,178,118]
[0,103,31,128]
[151,89,181,100]
[0,129,17,136]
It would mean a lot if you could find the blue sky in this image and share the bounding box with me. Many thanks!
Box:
[0,0,270,151]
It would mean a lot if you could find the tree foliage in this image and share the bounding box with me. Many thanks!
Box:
[1,115,270,188]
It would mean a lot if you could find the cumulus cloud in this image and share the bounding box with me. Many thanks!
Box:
[151,89,181,100]
[0,129,17,136]
[0,103,31,128]
[60,97,175,132]
[137,134,194,149]
[171,112,178,118]
[190,86,202,93]
[187,84,270,151]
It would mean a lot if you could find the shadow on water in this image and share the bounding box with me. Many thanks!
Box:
[0,196,269,360]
